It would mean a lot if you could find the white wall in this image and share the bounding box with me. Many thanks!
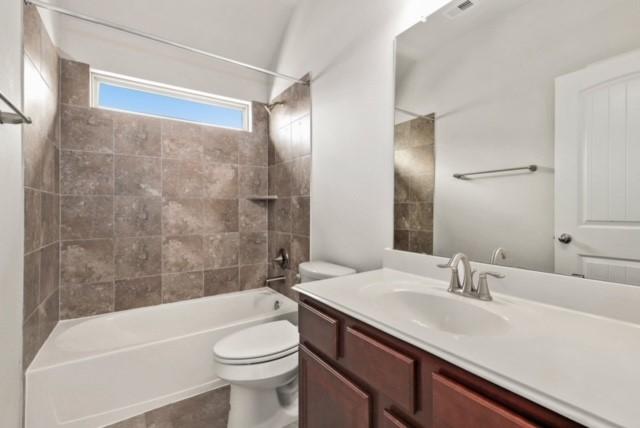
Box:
[39,0,300,103]
[271,0,450,272]
[396,0,640,272]
[0,0,25,426]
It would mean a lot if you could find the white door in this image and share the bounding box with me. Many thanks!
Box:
[555,50,640,285]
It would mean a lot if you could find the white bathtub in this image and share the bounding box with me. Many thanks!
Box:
[25,288,298,428]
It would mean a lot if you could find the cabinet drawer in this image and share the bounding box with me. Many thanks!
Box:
[344,327,416,413]
[433,373,537,428]
[299,301,339,359]
[382,409,412,428]
[300,345,371,428]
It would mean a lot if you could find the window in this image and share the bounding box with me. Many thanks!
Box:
[91,70,251,131]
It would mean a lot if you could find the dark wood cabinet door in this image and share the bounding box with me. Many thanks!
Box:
[300,345,372,428]
[382,409,413,428]
[343,326,417,413]
[432,373,538,428]
[299,301,340,359]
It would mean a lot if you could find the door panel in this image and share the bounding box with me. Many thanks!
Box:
[555,49,640,285]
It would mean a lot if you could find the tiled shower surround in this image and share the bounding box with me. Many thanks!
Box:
[23,5,61,368]
[58,59,274,319]
[20,10,311,423]
[267,78,312,300]
[394,116,435,254]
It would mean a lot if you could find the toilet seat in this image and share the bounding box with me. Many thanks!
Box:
[213,320,299,365]
[215,351,298,387]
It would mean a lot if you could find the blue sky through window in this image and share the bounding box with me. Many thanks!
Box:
[98,83,245,129]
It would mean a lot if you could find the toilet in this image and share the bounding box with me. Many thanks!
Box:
[213,261,356,428]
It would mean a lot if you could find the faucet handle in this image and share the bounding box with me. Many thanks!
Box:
[437,263,462,293]
[475,271,505,301]
[483,271,505,279]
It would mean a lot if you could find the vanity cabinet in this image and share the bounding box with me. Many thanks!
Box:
[298,296,582,428]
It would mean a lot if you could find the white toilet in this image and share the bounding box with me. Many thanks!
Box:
[213,261,356,428]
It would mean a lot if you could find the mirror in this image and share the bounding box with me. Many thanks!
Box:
[394,0,640,285]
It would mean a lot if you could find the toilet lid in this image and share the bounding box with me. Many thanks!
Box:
[213,320,299,364]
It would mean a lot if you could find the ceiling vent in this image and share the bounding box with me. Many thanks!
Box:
[444,0,480,19]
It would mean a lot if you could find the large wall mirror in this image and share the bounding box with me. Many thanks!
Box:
[394,0,640,285]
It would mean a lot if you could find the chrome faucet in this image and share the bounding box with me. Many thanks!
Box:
[490,247,506,265]
[438,253,473,294]
[438,253,505,301]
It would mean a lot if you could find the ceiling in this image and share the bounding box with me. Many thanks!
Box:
[395,0,530,80]
[45,0,299,70]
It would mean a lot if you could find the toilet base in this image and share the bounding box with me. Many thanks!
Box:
[227,377,298,428]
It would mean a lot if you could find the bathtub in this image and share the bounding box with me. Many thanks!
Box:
[25,288,298,428]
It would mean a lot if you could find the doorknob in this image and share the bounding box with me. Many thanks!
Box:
[558,233,572,244]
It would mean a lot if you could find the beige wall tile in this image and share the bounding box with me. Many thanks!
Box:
[292,155,311,197]
[162,235,204,273]
[60,150,114,195]
[291,235,310,272]
[115,196,162,237]
[290,114,311,158]
[60,60,90,107]
[61,196,114,240]
[23,251,40,320]
[60,282,115,319]
[204,268,239,296]
[203,163,238,198]
[161,121,203,160]
[115,237,162,279]
[162,159,204,198]
[40,191,59,246]
[162,198,203,236]
[39,30,59,92]
[22,309,40,368]
[202,199,238,233]
[239,264,268,290]
[24,189,42,254]
[291,197,310,236]
[268,197,291,233]
[115,276,162,310]
[23,5,41,69]
[61,239,114,285]
[203,233,239,269]
[39,243,59,304]
[239,232,267,266]
[239,199,267,232]
[268,162,292,197]
[162,271,204,303]
[202,128,239,164]
[239,166,268,197]
[239,138,267,166]
[115,155,162,197]
[61,106,114,153]
[114,115,162,156]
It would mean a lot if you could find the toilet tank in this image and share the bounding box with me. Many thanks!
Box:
[299,261,356,283]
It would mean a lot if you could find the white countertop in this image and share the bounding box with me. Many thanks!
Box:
[294,268,640,428]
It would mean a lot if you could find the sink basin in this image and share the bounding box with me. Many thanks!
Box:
[378,290,510,336]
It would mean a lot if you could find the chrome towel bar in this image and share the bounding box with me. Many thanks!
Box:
[453,165,537,180]
[0,92,31,125]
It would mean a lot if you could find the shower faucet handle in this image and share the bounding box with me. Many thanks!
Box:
[272,248,290,270]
